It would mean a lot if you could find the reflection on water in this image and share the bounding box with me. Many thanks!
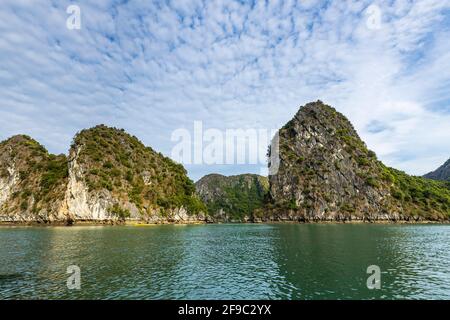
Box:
[0,224,449,299]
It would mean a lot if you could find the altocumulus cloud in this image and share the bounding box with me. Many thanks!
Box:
[0,0,449,180]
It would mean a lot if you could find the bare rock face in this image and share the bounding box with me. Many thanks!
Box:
[424,158,450,181]
[0,126,206,224]
[65,144,117,221]
[195,173,269,222]
[266,101,450,221]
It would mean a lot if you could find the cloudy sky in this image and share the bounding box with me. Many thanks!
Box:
[0,0,449,181]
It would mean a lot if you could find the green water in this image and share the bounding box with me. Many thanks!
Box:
[0,224,449,299]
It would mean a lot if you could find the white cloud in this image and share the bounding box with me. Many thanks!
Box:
[0,0,449,180]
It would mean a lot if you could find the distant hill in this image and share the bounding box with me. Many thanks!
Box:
[424,158,450,181]
[195,174,269,222]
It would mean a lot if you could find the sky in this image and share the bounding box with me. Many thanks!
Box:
[0,0,449,181]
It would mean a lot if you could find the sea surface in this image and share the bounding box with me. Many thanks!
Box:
[0,223,449,299]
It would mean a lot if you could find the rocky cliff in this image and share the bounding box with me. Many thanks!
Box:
[195,174,268,222]
[2,106,449,225]
[0,135,68,222]
[424,158,450,181]
[0,125,206,224]
[264,101,450,222]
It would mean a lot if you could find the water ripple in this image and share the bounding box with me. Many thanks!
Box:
[0,224,449,299]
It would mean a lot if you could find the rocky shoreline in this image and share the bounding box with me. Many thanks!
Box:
[1,216,449,226]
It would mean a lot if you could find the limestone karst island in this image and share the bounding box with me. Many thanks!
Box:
[1,101,449,225]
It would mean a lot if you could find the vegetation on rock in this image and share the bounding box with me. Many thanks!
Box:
[72,125,206,218]
[0,126,205,223]
[266,101,450,221]
[1,104,449,224]
[0,135,68,221]
[195,174,269,221]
